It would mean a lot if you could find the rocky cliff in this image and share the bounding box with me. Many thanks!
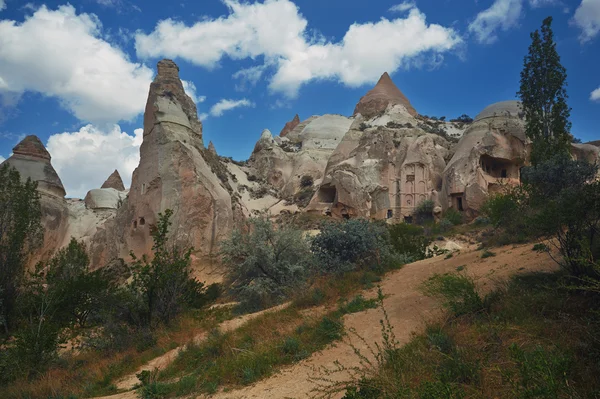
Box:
[1,136,70,263]
[353,72,417,119]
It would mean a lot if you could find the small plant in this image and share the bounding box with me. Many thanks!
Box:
[532,243,549,252]
[300,175,314,188]
[338,295,378,315]
[443,209,463,226]
[359,122,371,131]
[473,216,490,226]
[421,273,485,317]
[481,250,496,259]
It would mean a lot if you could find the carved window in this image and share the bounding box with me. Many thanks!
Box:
[139,217,146,226]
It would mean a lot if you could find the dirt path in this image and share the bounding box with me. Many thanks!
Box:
[211,243,558,399]
[93,303,290,399]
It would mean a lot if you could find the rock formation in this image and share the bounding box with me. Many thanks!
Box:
[307,111,451,220]
[279,114,300,137]
[208,141,217,155]
[441,101,528,215]
[353,72,417,119]
[101,169,125,191]
[1,136,69,263]
[249,115,353,199]
[121,59,237,265]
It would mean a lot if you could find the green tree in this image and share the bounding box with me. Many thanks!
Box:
[129,209,202,327]
[46,238,111,328]
[517,16,572,166]
[0,164,42,333]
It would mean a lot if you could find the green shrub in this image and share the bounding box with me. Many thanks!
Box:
[532,243,549,252]
[388,223,431,261]
[438,218,454,233]
[481,250,496,259]
[415,199,435,224]
[417,381,465,398]
[221,217,313,311]
[338,295,378,315]
[312,220,394,273]
[443,209,463,226]
[422,273,485,317]
[508,344,572,398]
[315,317,344,343]
[473,216,490,226]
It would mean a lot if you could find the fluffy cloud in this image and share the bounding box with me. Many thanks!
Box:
[468,0,523,44]
[135,0,461,97]
[182,80,206,104]
[209,99,255,117]
[573,0,600,43]
[0,5,153,123]
[0,155,5,163]
[592,86,600,101]
[47,124,142,198]
[0,0,6,12]
[389,2,416,13]
[233,65,267,91]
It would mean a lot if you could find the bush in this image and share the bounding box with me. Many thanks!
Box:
[300,175,314,188]
[388,223,431,261]
[443,209,463,226]
[311,220,394,274]
[221,217,313,311]
[414,200,435,224]
[128,209,203,327]
[481,250,496,259]
[421,273,485,317]
[438,218,454,233]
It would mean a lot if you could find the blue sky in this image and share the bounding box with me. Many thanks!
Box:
[0,0,598,197]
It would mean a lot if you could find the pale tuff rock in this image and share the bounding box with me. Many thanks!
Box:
[441,101,528,215]
[279,114,300,137]
[208,141,217,155]
[1,135,69,264]
[84,188,127,210]
[249,115,353,199]
[353,72,417,119]
[121,59,236,265]
[5,135,66,198]
[101,169,126,191]
[307,112,451,220]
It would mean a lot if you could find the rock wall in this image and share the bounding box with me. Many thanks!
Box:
[440,101,529,215]
[121,59,236,265]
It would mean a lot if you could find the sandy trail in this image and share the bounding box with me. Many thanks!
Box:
[211,243,557,399]
[93,303,290,399]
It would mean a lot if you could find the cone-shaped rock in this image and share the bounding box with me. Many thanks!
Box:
[279,114,300,137]
[101,169,125,191]
[3,135,65,198]
[1,135,69,264]
[208,141,217,155]
[123,59,236,265]
[353,72,417,119]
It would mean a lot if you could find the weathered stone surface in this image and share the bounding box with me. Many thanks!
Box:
[307,110,451,220]
[353,72,417,119]
[1,135,69,264]
[4,135,66,198]
[279,114,300,137]
[249,115,353,199]
[101,169,126,191]
[118,58,236,266]
[208,141,217,155]
[441,101,528,215]
[571,143,600,165]
[84,188,127,210]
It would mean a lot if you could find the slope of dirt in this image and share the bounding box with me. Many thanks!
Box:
[211,243,558,399]
[93,303,290,399]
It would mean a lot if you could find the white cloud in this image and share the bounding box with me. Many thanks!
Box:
[0,0,6,12]
[389,1,417,13]
[0,5,153,123]
[591,86,600,101]
[0,155,5,163]
[573,0,600,43]
[181,80,206,104]
[528,0,557,7]
[135,0,461,97]
[233,65,267,91]
[209,99,254,117]
[47,124,142,198]
[468,0,523,44]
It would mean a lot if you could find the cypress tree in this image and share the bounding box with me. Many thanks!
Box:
[518,16,572,166]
